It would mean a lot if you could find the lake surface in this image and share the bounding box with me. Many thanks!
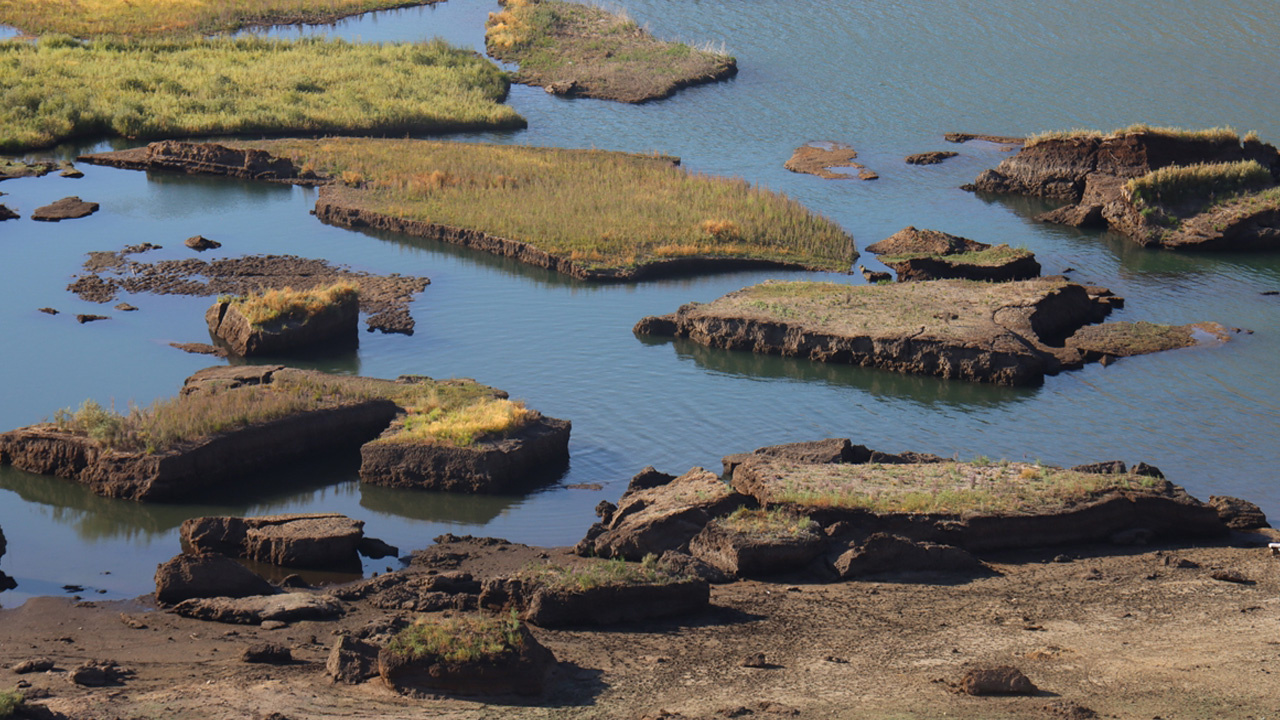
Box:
[2,0,1279,605]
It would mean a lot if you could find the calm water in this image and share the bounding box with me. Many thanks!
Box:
[2,0,1279,604]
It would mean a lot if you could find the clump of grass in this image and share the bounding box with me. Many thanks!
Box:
[392,397,533,447]
[1126,160,1273,209]
[226,281,357,327]
[755,460,1161,515]
[0,688,23,719]
[520,554,686,591]
[0,0,431,37]
[385,612,524,664]
[1026,125,1240,147]
[241,137,855,274]
[485,0,735,103]
[878,244,1031,267]
[715,506,815,539]
[0,36,523,152]
[49,369,503,453]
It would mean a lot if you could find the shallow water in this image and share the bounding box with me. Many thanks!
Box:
[2,0,1279,605]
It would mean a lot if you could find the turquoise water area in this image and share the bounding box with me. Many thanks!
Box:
[1,0,1278,604]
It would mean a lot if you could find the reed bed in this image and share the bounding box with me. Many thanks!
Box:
[1126,160,1273,209]
[1026,125,1241,147]
[0,0,429,37]
[249,137,855,272]
[225,281,358,327]
[0,36,524,151]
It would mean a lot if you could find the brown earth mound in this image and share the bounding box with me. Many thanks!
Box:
[633,278,1180,385]
[68,251,428,335]
[905,151,959,165]
[31,196,98,221]
[866,227,1040,282]
[206,292,359,356]
[865,227,988,256]
[784,142,866,179]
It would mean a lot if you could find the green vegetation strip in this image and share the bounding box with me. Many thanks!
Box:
[755,460,1159,514]
[247,137,854,273]
[0,0,429,38]
[0,689,21,720]
[386,613,525,663]
[520,555,686,591]
[715,507,815,539]
[1127,160,1273,209]
[0,36,523,152]
[486,0,734,102]
[52,370,516,453]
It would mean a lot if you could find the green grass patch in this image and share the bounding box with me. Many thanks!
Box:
[0,689,21,720]
[878,244,1031,267]
[1126,160,1273,210]
[1026,124,1240,147]
[753,460,1161,515]
[0,0,430,37]
[223,281,357,327]
[485,0,734,102]
[520,554,687,591]
[385,612,524,664]
[390,397,534,447]
[243,137,854,273]
[51,369,504,453]
[715,506,815,540]
[0,35,523,152]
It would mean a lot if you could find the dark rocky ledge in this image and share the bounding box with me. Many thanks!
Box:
[206,292,359,357]
[866,226,1041,282]
[633,278,1228,386]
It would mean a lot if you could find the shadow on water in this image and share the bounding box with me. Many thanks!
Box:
[358,457,570,525]
[646,336,1038,410]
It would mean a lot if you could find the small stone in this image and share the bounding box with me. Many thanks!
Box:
[740,652,770,668]
[185,235,222,251]
[60,168,85,178]
[75,314,109,324]
[12,658,55,674]
[260,620,288,630]
[242,642,292,664]
[1210,569,1252,585]
[114,302,138,312]
[38,307,58,315]
[958,665,1037,696]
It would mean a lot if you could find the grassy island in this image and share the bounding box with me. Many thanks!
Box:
[0,36,524,151]
[485,0,736,103]
[227,137,854,277]
[0,0,433,37]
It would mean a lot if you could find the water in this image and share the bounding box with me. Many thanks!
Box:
[2,0,1279,605]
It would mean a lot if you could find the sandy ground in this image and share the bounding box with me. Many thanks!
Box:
[1,532,1278,720]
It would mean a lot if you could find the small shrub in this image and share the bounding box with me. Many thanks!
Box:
[385,612,524,664]
[0,689,23,719]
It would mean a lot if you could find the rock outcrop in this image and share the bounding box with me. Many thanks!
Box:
[181,513,391,572]
[905,151,958,165]
[689,514,825,577]
[378,620,554,696]
[172,592,344,624]
[867,228,1040,282]
[31,196,98,221]
[480,573,710,627]
[0,204,17,221]
[966,128,1280,250]
[79,140,308,182]
[205,292,359,357]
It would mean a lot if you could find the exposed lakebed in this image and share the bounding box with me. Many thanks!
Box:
[2,0,1280,604]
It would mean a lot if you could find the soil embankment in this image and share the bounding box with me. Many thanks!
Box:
[634,278,1226,385]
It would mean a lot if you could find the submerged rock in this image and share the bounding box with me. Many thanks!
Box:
[185,235,222,251]
[31,196,99,221]
[0,204,17,221]
[785,142,864,179]
[905,151,959,165]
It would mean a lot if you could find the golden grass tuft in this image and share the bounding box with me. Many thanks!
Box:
[228,281,358,327]
[392,397,534,447]
[1026,125,1240,147]
[1126,160,1273,208]
[0,36,524,152]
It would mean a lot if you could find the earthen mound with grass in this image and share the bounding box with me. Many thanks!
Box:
[378,614,555,696]
[206,281,359,357]
[965,126,1280,250]
[0,365,568,502]
[866,227,1041,282]
[634,278,1225,385]
[484,0,736,103]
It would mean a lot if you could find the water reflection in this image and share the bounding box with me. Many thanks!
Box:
[359,483,521,524]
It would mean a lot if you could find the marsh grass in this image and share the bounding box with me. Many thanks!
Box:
[519,554,685,591]
[755,460,1161,515]
[385,612,524,664]
[391,397,533,447]
[51,370,506,453]
[226,281,358,327]
[1126,160,1273,210]
[0,689,21,720]
[877,244,1030,267]
[1026,125,1240,147]
[715,507,815,540]
[485,0,734,102]
[246,137,854,273]
[0,0,430,37]
[0,36,523,152]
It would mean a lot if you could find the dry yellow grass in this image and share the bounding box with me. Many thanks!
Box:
[227,281,358,326]
[0,0,431,37]
[392,397,534,447]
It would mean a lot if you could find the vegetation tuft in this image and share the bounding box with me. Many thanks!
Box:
[51,370,509,453]
[520,554,687,591]
[1126,160,1273,210]
[1026,125,1241,147]
[877,244,1031,267]
[385,612,524,664]
[0,0,432,37]
[245,137,855,274]
[0,36,523,152]
[715,507,815,539]
[0,689,20,720]
[756,460,1161,515]
[485,0,735,103]
[390,397,534,447]
[224,281,358,327]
